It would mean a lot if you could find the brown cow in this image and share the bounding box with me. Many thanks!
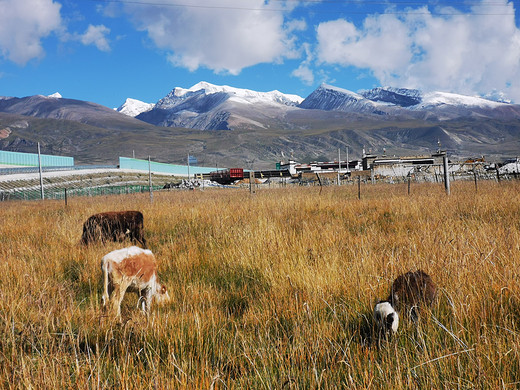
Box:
[374,270,436,334]
[101,246,170,319]
[81,211,147,248]
[387,270,437,312]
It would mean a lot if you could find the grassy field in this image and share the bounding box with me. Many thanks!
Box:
[1,181,519,388]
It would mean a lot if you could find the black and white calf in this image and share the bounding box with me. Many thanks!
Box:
[374,301,399,335]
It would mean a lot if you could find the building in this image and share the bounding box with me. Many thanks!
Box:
[277,159,361,177]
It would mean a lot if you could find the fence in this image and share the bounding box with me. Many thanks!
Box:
[288,162,520,189]
[1,161,519,202]
[0,185,164,202]
[0,169,176,202]
[0,156,229,203]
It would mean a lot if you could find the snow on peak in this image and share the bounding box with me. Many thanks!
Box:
[419,91,506,108]
[116,98,154,117]
[319,83,364,99]
[47,92,62,98]
[170,81,303,106]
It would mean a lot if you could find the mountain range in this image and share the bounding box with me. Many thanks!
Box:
[1,82,520,168]
[118,82,520,126]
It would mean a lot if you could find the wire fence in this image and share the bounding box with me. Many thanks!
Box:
[1,162,519,202]
[0,169,176,202]
[0,185,165,202]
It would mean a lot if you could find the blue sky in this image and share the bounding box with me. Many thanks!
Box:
[1,0,519,108]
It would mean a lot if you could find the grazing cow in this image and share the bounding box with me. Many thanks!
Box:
[388,270,437,314]
[101,246,170,319]
[374,270,436,333]
[81,211,147,248]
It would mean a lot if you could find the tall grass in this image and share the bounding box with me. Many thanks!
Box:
[1,181,519,388]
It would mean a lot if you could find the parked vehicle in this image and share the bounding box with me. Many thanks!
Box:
[209,168,244,184]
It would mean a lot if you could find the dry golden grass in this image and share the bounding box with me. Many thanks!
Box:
[1,180,519,388]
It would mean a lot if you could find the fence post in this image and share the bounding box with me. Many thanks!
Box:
[408,173,411,195]
[443,156,450,195]
[337,148,341,186]
[358,175,361,200]
[315,172,322,187]
[64,188,68,206]
[473,168,478,193]
[496,166,501,183]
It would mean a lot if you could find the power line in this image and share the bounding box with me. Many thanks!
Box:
[87,0,516,16]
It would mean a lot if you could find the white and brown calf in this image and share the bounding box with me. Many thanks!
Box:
[101,246,170,319]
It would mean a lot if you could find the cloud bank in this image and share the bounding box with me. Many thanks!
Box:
[316,1,520,101]
[121,0,301,74]
[0,0,62,64]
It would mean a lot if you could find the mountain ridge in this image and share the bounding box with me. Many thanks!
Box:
[1,82,519,168]
[116,82,520,127]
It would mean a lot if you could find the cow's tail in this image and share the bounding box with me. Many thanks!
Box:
[101,257,110,309]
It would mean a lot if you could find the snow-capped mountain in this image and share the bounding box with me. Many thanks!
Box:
[121,81,520,130]
[414,91,505,109]
[2,83,520,167]
[299,84,517,120]
[116,98,154,117]
[164,81,303,107]
[0,94,156,131]
[136,81,304,130]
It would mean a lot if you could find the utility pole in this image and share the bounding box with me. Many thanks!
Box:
[337,148,341,186]
[443,155,450,195]
[346,146,349,173]
[148,156,153,203]
[187,153,190,180]
[37,142,44,200]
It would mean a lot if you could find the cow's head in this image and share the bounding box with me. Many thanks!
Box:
[155,283,171,305]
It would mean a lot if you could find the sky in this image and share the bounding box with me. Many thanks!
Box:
[0,0,519,108]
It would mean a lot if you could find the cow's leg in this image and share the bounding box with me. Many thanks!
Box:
[101,260,111,309]
[139,288,153,316]
[112,278,131,320]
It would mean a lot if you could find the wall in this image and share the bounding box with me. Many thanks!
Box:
[0,150,74,167]
[119,157,219,176]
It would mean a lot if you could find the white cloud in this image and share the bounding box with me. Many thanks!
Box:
[292,42,314,84]
[317,15,412,77]
[0,0,62,64]
[79,24,111,52]
[316,1,520,101]
[121,0,301,74]
[292,64,314,84]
